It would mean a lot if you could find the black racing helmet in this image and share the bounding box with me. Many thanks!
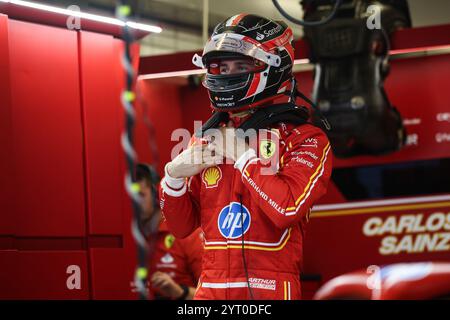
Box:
[192,14,295,112]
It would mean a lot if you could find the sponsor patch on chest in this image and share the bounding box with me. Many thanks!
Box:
[202,166,222,188]
[217,202,251,239]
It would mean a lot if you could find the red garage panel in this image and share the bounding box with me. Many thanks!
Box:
[80,31,135,298]
[0,14,15,236]
[136,80,184,173]
[8,20,85,237]
[14,251,89,299]
[78,30,124,235]
[179,83,211,134]
[89,248,137,299]
[80,32,143,298]
[0,251,17,299]
[88,193,139,299]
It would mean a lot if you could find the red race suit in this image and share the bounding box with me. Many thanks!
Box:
[149,220,203,299]
[160,122,332,300]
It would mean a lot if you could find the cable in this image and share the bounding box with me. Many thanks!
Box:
[116,1,149,300]
[239,195,254,300]
[272,0,342,27]
[287,77,331,131]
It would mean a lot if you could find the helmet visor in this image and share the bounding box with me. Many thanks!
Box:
[203,73,251,92]
[193,32,281,68]
[207,56,267,75]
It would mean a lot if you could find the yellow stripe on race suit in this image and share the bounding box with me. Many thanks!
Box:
[204,228,291,251]
[285,142,330,212]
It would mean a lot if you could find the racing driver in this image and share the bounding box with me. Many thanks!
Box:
[159,14,333,300]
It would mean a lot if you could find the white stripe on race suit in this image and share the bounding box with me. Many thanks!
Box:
[204,228,289,246]
[288,282,291,300]
[202,281,276,291]
[202,282,248,289]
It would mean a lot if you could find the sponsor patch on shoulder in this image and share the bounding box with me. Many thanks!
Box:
[260,139,276,159]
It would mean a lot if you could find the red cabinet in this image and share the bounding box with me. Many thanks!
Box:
[16,252,89,299]
[0,15,138,299]
[79,31,124,236]
[8,20,86,237]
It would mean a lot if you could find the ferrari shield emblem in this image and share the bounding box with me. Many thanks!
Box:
[260,139,276,159]
[164,234,175,249]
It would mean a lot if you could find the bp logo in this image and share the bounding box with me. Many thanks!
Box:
[217,202,251,239]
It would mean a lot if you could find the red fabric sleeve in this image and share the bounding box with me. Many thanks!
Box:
[239,126,333,229]
[159,174,202,239]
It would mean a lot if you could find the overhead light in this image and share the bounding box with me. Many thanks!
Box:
[0,0,162,33]
[126,21,161,34]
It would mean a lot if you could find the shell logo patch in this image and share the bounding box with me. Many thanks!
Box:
[202,166,222,188]
[164,234,175,249]
[260,139,276,159]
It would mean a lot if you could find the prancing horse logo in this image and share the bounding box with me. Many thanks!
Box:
[260,139,276,159]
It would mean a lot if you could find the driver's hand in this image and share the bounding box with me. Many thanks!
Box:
[166,144,222,179]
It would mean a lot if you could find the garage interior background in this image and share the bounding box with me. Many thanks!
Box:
[42,0,450,56]
[1,0,450,299]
